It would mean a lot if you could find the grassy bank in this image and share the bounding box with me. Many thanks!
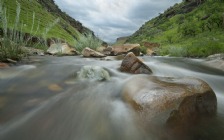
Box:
[127,0,224,57]
[0,0,96,61]
[1,0,81,45]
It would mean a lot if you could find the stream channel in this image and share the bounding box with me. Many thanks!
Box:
[0,56,224,140]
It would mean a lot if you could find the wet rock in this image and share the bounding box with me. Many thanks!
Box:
[207,53,224,60]
[203,53,224,71]
[103,44,140,56]
[48,84,63,92]
[102,46,113,55]
[0,62,9,68]
[22,47,45,56]
[82,47,106,58]
[47,43,78,55]
[6,58,17,63]
[100,55,125,61]
[120,52,152,74]
[122,75,217,126]
[77,65,110,81]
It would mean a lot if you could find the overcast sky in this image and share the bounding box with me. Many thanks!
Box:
[54,0,181,43]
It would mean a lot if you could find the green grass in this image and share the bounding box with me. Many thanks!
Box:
[1,0,80,45]
[127,0,224,57]
[0,1,26,61]
[75,33,102,53]
[0,0,96,61]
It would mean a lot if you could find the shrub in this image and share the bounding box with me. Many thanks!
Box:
[157,45,187,57]
[186,40,224,57]
[0,1,60,61]
[179,21,198,37]
[140,46,147,54]
[75,33,102,52]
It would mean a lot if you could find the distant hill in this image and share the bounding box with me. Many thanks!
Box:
[126,0,224,57]
[0,0,94,45]
[113,36,129,46]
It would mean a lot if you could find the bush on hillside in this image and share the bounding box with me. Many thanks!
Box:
[140,46,147,54]
[75,33,102,52]
[180,21,199,36]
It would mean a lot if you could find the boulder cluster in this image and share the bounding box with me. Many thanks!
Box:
[77,51,217,134]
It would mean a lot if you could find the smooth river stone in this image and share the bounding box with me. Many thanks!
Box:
[122,75,217,126]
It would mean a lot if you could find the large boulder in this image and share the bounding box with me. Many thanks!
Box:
[203,53,224,72]
[207,53,224,60]
[120,52,152,74]
[103,44,140,56]
[77,65,110,81]
[103,46,113,56]
[122,75,217,126]
[82,47,106,58]
[47,43,78,55]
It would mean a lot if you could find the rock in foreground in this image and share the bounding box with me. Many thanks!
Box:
[120,52,152,74]
[77,65,110,81]
[122,75,217,126]
[82,47,106,58]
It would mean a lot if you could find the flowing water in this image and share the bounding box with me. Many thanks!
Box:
[0,56,224,140]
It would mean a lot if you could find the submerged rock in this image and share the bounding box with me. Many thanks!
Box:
[120,52,152,74]
[47,43,78,55]
[100,55,125,61]
[82,47,106,58]
[77,66,110,81]
[122,75,217,126]
[0,63,9,68]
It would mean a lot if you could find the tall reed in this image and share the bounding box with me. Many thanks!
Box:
[0,1,24,61]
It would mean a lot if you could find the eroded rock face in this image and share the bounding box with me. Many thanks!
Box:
[120,52,152,74]
[77,65,110,81]
[122,75,217,126]
[47,43,78,55]
[82,47,106,58]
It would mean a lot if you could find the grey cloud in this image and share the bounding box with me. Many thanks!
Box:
[54,0,182,43]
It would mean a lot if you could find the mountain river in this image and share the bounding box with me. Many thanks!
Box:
[0,56,223,140]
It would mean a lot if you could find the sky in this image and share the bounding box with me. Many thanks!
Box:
[54,0,181,43]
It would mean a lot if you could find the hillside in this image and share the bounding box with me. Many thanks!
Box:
[126,0,224,57]
[0,0,93,45]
